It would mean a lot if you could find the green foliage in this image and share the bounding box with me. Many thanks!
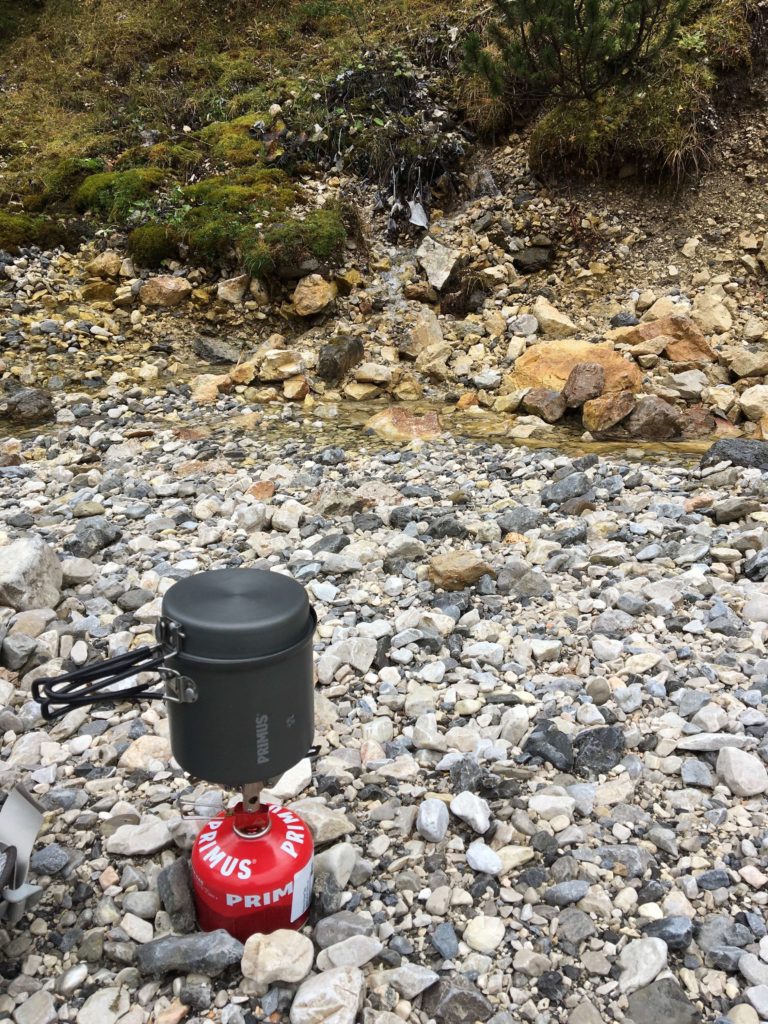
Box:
[465,0,691,101]
[74,168,165,220]
[199,114,266,167]
[0,212,68,253]
[127,224,179,268]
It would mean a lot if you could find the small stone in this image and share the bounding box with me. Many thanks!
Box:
[136,930,243,976]
[289,966,364,1024]
[76,989,130,1024]
[422,975,494,1023]
[417,798,449,842]
[464,915,505,953]
[450,791,491,833]
[716,747,768,796]
[428,551,494,591]
[140,275,192,307]
[626,978,700,1024]
[642,917,694,951]
[0,535,62,611]
[12,989,57,1024]
[157,858,196,933]
[618,937,668,994]
[241,929,314,987]
[293,274,337,316]
[466,841,503,874]
[106,816,173,856]
[544,880,589,907]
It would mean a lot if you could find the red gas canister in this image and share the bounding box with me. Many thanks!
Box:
[191,802,314,942]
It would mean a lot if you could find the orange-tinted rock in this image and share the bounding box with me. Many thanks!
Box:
[509,340,642,395]
[428,551,495,591]
[621,314,715,362]
[457,392,479,410]
[140,275,192,307]
[365,407,442,441]
[248,481,276,500]
[582,391,636,433]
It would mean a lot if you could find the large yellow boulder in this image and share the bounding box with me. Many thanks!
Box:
[507,340,642,394]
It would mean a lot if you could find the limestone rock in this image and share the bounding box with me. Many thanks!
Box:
[428,551,494,591]
[289,798,355,843]
[293,274,336,316]
[0,535,63,611]
[417,237,458,290]
[105,816,173,856]
[216,274,249,304]
[532,297,577,337]
[508,340,642,395]
[692,292,733,334]
[140,275,192,307]
[408,309,443,355]
[86,250,123,279]
[716,747,768,796]
[464,915,505,953]
[740,385,768,421]
[289,966,365,1024]
[241,929,314,987]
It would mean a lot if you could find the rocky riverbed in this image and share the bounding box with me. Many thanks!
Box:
[2,385,768,1024]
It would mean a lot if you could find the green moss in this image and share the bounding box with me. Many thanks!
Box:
[43,156,105,204]
[0,211,68,253]
[74,168,166,220]
[198,113,265,167]
[127,224,179,268]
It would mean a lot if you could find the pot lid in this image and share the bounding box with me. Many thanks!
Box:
[161,568,312,661]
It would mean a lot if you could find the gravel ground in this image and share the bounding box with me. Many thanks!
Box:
[2,390,768,1024]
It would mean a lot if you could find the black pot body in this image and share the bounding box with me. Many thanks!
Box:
[158,568,316,786]
[165,617,315,785]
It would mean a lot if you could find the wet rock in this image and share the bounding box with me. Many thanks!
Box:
[3,387,55,424]
[0,535,62,611]
[521,387,566,423]
[293,274,337,316]
[317,336,364,383]
[136,929,243,976]
[365,407,442,442]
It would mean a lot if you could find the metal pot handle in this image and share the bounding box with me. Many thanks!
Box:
[31,619,197,721]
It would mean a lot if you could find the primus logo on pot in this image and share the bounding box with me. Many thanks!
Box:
[255,714,269,764]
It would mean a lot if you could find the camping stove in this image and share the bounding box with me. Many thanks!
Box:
[33,568,317,940]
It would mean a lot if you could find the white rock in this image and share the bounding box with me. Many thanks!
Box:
[0,535,62,611]
[12,989,56,1024]
[532,296,577,337]
[746,987,768,1019]
[314,843,357,888]
[76,988,130,1024]
[317,935,383,971]
[289,798,354,843]
[374,963,439,998]
[416,798,449,842]
[416,237,458,290]
[618,937,667,993]
[450,791,491,834]
[464,915,505,953]
[717,747,768,796]
[262,758,313,802]
[105,816,173,856]
[529,792,576,822]
[289,966,364,1024]
[117,734,171,770]
[466,841,502,874]
[241,929,314,987]
[499,705,529,746]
